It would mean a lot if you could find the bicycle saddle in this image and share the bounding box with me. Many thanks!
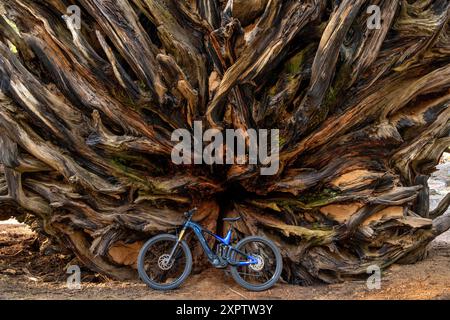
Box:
[222,216,241,222]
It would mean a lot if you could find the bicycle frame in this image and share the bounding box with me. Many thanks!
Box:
[169,217,258,267]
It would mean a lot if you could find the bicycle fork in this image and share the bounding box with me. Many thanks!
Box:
[167,226,187,262]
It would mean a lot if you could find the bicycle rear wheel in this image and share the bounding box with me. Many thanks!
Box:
[137,234,192,290]
[230,236,283,291]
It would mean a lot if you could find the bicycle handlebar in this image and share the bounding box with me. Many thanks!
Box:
[184,207,198,218]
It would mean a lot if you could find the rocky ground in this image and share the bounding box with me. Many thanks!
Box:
[0,154,449,300]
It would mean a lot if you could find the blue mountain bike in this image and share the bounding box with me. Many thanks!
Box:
[137,208,283,291]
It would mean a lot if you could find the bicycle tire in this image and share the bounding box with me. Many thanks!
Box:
[230,236,283,291]
[137,234,192,290]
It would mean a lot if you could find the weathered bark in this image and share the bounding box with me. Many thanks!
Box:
[0,0,449,284]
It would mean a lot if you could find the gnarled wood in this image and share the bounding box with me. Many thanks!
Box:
[0,0,449,284]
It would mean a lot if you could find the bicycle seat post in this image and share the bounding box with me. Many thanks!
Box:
[226,220,233,234]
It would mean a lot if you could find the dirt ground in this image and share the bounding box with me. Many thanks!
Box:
[1,222,450,300]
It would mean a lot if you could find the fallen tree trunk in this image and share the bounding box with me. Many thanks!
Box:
[0,0,449,284]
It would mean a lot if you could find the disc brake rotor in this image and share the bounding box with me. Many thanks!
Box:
[249,254,265,272]
[158,254,174,270]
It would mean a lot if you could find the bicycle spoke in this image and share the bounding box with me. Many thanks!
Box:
[232,239,279,287]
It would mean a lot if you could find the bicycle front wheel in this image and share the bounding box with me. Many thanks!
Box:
[230,236,283,291]
[137,234,192,290]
